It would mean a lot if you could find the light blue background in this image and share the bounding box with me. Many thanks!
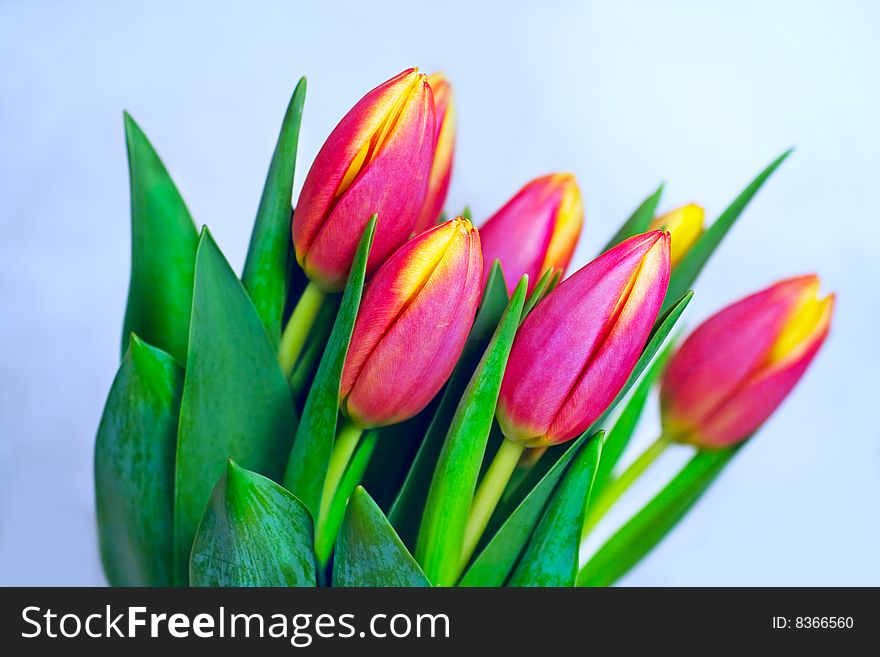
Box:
[1,0,878,585]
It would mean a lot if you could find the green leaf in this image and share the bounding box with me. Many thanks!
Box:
[333,487,430,587]
[521,266,555,318]
[578,446,739,587]
[95,334,182,586]
[174,228,299,585]
[593,339,677,496]
[190,460,316,587]
[459,431,590,587]
[599,183,664,254]
[415,275,527,586]
[509,433,603,586]
[288,292,341,405]
[121,112,199,364]
[461,206,472,221]
[388,261,510,548]
[283,217,376,521]
[663,149,792,313]
[242,78,307,345]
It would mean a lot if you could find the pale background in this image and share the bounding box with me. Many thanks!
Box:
[1,0,878,585]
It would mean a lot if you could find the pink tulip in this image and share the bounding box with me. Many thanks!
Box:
[479,174,584,295]
[340,218,483,428]
[497,231,670,446]
[293,68,436,291]
[661,275,834,448]
[413,72,456,234]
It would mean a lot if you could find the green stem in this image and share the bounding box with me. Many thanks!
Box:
[314,420,363,564]
[460,439,525,572]
[582,433,671,539]
[279,282,325,377]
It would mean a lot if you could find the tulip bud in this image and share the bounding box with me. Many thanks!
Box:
[340,218,483,428]
[661,275,834,448]
[479,174,584,295]
[497,231,670,446]
[294,68,436,291]
[649,203,704,268]
[413,73,456,234]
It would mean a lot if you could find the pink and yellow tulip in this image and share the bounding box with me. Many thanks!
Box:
[497,231,670,446]
[479,173,584,294]
[649,203,704,268]
[413,73,456,234]
[340,218,483,428]
[661,275,834,448]
[293,68,436,291]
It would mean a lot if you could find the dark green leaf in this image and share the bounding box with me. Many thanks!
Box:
[509,433,603,586]
[190,460,316,587]
[288,292,341,405]
[578,447,739,587]
[333,487,430,587]
[599,183,664,254]
[663,149,793,313]
[593,339,676,496]
[95,334,182,586]
[121,112,199,364]
[283,217,376,520]
[415,276,527,586]
[459,431,590,587]
[174,228,299,585]
[388,261,509,548]
[242,78,307,345]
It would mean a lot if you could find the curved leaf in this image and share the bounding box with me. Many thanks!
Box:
[388,261,509,548]
[190,460,316,587]
[593,339,677,496]
[459,430,591,587]
[174,228,299,585]
[121,112,199,363]
[95,334,182,586]
[283,217,376,521]
[415,276,527,586]
[509,433,603,586]
[333,487,429,587]
[578,446,739,587]
[599,183,664,254]
[663,149,792,313]
[242,77,307,345]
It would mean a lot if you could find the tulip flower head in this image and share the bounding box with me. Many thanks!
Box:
[497,231,671,447]
[413,72,456,234]
[294,68,436,291]
[340,218,483,428]
[649,203,705,268]
[479,174,584,295]
[661,275,834,448]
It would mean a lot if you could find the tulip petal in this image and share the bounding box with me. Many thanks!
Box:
[661,275,818,438]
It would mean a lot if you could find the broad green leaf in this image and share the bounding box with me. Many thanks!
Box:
[388,261,510,548]
[95,334,181,586]
[333,487,430,587]
[283,217,376,521]
[121,112,199,364]
[509,433,603,586]
[459,431,591,587]
[242,78,307,345]
[174,228,299,585]
[599,183,664,254]
[663,149,793,313]
[578,446,739,587]
[415,276,527,586]
[190,460,316,587]
[500,291,693,521]
[593,339,676,496]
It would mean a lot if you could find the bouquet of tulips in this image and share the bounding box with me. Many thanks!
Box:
[95,68,833,587]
